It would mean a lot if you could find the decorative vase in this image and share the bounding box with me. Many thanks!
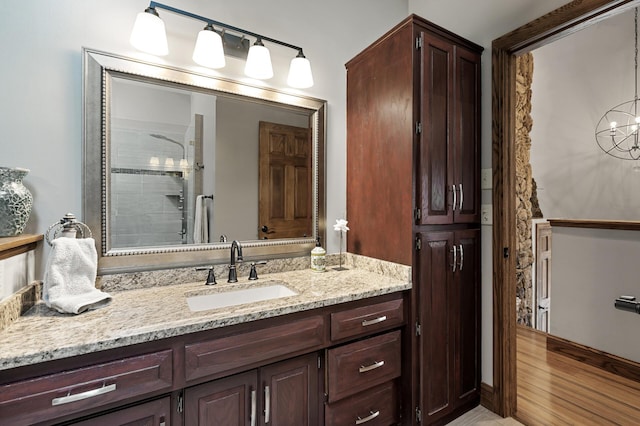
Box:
[0,167,33,237]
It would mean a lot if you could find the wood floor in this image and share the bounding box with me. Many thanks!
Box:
[516,326,640,425]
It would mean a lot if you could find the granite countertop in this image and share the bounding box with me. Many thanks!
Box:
[0,256,411,371]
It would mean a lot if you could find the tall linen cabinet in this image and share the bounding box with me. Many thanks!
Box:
[346,15,482,425]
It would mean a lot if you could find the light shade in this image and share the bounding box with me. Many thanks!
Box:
[244,39,273,80]
[130,8,169,56]
[287,52,314,88]
[192,25,225,69]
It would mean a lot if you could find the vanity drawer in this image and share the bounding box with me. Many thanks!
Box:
[0,349,173,426]
[185,315,325,382]
[326,330,401,402]
[331,296,404,341]
[325,381,398,426]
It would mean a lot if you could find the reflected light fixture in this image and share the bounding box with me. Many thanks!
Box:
[595,8,640,160]
[130,2,314,88]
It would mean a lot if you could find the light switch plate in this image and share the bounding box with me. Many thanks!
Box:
[481,204,492,225]
[481,168,492,189]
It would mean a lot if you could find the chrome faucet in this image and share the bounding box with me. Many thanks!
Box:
[228,240,243,283]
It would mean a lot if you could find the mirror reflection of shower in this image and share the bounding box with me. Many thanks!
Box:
[109,75,211,248]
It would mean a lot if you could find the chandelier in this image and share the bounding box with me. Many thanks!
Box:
[595,8,640,160]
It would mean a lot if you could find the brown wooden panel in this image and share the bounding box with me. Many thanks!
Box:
[419,31,454,225]
[330,296,404,342]
[546,333,640,384]
[260,353,319,426]
[184,370,256,426]
[454,229,481,402]
[418,231,453,417]
[70,396,171,426]
[0,350,173,426]
[184,315,325,383]
[346,21,414,266]
[454,46,481,223]
[326,330,401,402]
[259,121,312,239]
[325,381,398,426]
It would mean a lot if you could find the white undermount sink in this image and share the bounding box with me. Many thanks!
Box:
[186,283,297,312]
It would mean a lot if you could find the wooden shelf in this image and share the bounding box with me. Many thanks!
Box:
[0,234,43,261]
[548,219,640,231]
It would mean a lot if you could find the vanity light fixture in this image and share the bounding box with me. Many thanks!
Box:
[129,2,314,88]
[595,8,640,161]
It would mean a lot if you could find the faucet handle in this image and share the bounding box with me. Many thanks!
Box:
[248,261,268,280]
[195,266,217,285]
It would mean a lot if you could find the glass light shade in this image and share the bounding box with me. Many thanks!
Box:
[149,156,160,167]
[245,42,273,80]
[192,27,225,69]
[287,56,314,88]
[129,10,169,56]
[179,159,189,168]
[164,158,174,168]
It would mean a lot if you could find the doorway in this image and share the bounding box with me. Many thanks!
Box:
[491,0,640,417]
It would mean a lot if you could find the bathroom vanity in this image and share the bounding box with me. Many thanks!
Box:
[0,260,410,425]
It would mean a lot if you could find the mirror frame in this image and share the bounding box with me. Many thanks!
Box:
[83,48,326,274]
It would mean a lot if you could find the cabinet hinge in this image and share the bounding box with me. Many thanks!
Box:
[177,392,184,413]
[415,235,422,251]
[415,36,423,50]
[416,407,422,422]
[415,321,422,337]
[414,208,422,221]
[415,121,422,134]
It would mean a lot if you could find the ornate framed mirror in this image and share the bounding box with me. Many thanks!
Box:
[83,49,326,274]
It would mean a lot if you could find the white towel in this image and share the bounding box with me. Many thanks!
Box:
[43,237,111,314]
[193,195,209,244]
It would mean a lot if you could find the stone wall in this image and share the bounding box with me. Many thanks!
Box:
[515,53,535,326]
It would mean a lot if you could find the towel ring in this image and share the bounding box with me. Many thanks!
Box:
[46,213,93,246]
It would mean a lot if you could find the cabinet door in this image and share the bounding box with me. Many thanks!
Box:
[184,371,258,426]
[417,231,455,419]
[259,353,319,426]
[71,397,171,426]
[453,229,480,403]
[417,31,454,226]
[417,229,480,422]
[452,46,481,223]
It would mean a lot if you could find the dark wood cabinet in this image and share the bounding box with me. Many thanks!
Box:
[70,397,171,426]
[346,15,481,266]
[346,14,482,425]
[416,229,480,423]
[185,353,319,426]
[416,31,480,226]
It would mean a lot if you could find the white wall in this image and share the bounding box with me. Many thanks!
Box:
[0,0,409,275]
[531,10,640,220]
[551,226,640,362]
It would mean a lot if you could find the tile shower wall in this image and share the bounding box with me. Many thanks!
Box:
[110,127,187,248]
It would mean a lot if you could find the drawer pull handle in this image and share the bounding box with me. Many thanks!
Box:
[359,360,385,373]
[51,383,116,406]
[356,410,380,424]
[264,385,271,423]
[362,315,387,327]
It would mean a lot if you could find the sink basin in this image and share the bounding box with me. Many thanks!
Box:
[186,283,297,312]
